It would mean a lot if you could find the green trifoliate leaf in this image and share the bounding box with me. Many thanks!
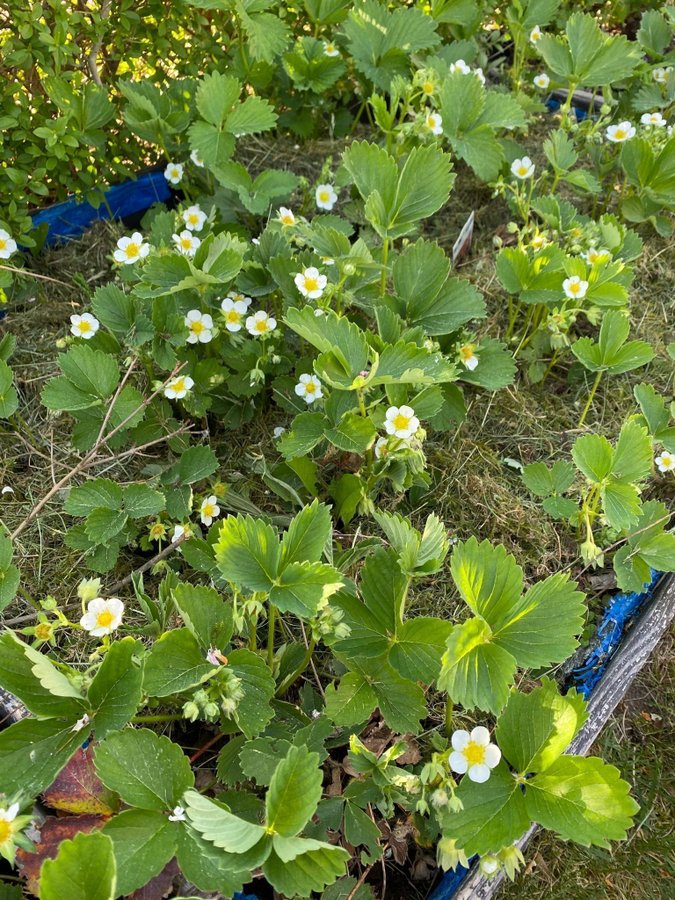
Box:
[374,509,448,575]
[389,617,453,683]
[634,383,674,440]
[522,460,576,498]
[94,728,194,811]
[438,617,517,714]
[285,306,370,386]
[184,789,267,853]
[266,745,323,837]
[172,582,233,650]
[263,837,350,896]
[214,515,280,590]
[496,679,588,774]
[40,831,116,900]
[102,809,176,898]
[613,500,675,591]
[440,762,529,857]
[526,756,639,847]
[270,561,344,618]
[142,629,216,697]
[279,499,331,567]
[572,310,654,374]
[450,537,523,625]
[87,638,143,739]
[64,479,123,516]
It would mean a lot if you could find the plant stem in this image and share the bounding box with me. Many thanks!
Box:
[267,604,277,669]
[380,237,389,296]
[578,370,603,427]
[275,638,316,698]
[132,714,183,724]
[444,697,453,737]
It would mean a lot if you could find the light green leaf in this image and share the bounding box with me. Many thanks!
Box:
[266,745,323,837]
[94,728,194,810]
[264,837,349,895]
[279,499,331,567]
[526,756,639,847]
[450,537,523,626]
[0,633,85,719]
[122,484,165,519]
[389,617,453,683]
[184,789,266,852]
[324,671,377,726]
[0,718,84,798]
[270,561,344,618]
[40,831,116,900]
[176,824,249,895]
[172,583,233,650]
[0,360,18,418]
[214,515,280,590]
[572,433,614,483]
[64,479,123,516]
[195,71,241,127]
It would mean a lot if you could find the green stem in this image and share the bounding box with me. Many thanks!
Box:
[578,370,603,427]
[444,697,453,737]
[380,237,389,296]
[267,605,277,669]
[275,638,316,698]
[132,714,183,724]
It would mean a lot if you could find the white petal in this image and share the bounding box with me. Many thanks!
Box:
[449,750,469,774]
[471,725,491,746]
[468,763,491,783]
[484,744,502,768]
[451,729,470,751]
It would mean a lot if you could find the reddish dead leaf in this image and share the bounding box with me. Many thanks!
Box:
[42,743,118,816]
[17,815,106,895]
[127,858,180,900]
[378,818,414,865]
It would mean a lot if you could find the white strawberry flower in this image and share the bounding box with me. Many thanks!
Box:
[199,495,220,526]
[511,156,535,179]
[641,112,666,127]
[172,230,200,256]
[246,310,277,336]
[425,111,443,135]
[533,72,550,90]
[421,77,436,96]
[164,374,194,399]
[220,296,248,332]
[294,373,323,404]
[583,246,610,265]
[479,855,501,877]
[449,726,501,783]
[323,40,340,57]
[70,313,100,340]
[374,436,391,459]
[273,426,286,438]
[0,229,17,259]
[655,451,675,473]
[449,59,470,75]
[315,184,338,211]
[529,25,542,44]
[190,149,204,167]
[227,291,252,309]
[182,204,207,232]
[653,66,673,84]
[168,806,187,822]
[113,232,150,265]
[606,121,635,143]
[278,207,296,226]
[473,67,486,84]
[80,597,124,637]
[184,310,213,344]
[172,524,192,543]
[294,266,327,299]
[458,343,479,371]
[385,405,419,440]
[164,162,184,185]
[562,275,588,299]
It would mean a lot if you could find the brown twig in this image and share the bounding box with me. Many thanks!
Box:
[107,534,186,594]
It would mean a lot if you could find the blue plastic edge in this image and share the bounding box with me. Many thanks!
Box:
[30,170,172,246]
[430,569,663,900]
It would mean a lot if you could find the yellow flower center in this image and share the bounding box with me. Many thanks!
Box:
[569,282,580,294]
[78,321,91,333]
[663,454,672,466]
[463,741,486,765]
[459,345,475,361]
[422,81,434,94]
[180,238,192,250]
[150,524,165,538]
[188,213,199,225]
[171,169,179,178]
[171,378,185,393]
[281,214,294,225]
[255,319,269,332]
[326,43,334,53]
[305,382,316,394]
[393,414,410,430]
[614,129,625,140]
[518,165,529,176]
[96,610,115,628]
[0,239,6,250]
[226,310,241,323]
[125,243,139,258]
[191,321,205,334]
[319,191,330,202]
[0,821,13,845]
[303,276,319,292]
[35,623,51,640]
[202,503,214,517]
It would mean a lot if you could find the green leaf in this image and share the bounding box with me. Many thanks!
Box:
[0,633,85,719]
[324,671,377,726]
[40,831,116,900]
[59,345,119,398]
[278,412,326,459]
[389,617,453,683]
[88,638,144,739]
[177,444,219,484]
[227,648,276,738]
[611,420,653,483]
[84,508,128,544]
[0,718,84,798]
[442,762,529,857]
[195,71,241,127]
[522,460,576,497]
[102,809,176,898]
[493,573,586,668]
[122,484,165,519]
[496,679,588,774]
[270,561,344,618]
[450,537,523,625]
[143,629,215,697]
[324,412,376,454]
[526,756,639,847]
[602,480,642,531]
[214,515,280,590]
[458,338,516,391]
[172,583,233,649]
[537,13,640,85]
[95,728,194,810]
[184,789,267,852]
[284,307,369,386]
[0,360,18,418]
[176,824,248,894]
[64,479,123,516]
[572,433,614,483]
[279,499,331,567]
[266,745,323,836]
[371,341,456,385]
[226,95,277,135]
[438,617,517,714]
[263,838,349,896]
